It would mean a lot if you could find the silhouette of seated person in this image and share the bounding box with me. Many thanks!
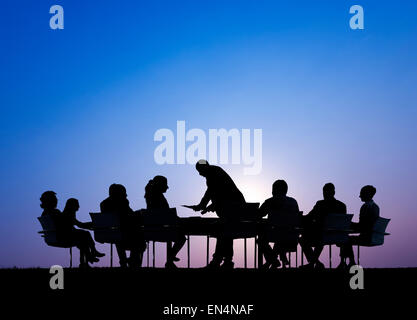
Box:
[339,185,380,267]
[62,198,105,265]
[100,184,146,268]
[188,160,246,269]
[257,180,300,269]
[40,191,104,267]
[299,183,347,269]
[144,175,186,268]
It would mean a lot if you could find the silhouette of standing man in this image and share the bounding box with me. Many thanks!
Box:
[189,160,246,269]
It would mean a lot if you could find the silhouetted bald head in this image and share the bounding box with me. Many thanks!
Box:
[196,159,210,177]
[323,183,335,200]
[272,180,288,197]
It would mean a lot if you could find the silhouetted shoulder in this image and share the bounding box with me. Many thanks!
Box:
[41,208,61,217]
[287,196,298,205]
[209,165,225,175]
[100,198,109,212]
[314,200,325,207]
[334,199,347,213]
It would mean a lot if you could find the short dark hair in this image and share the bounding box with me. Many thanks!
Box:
[323,183,335,193]
[40,191,57,209]
[272,180,288,195]
[361,185,376,198]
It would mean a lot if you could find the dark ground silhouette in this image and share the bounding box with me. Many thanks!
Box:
[1,267,416,318]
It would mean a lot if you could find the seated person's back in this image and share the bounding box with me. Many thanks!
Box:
[304,183,347,228]
[40,191,65,232]
[145,176,170,210]
[259,180,300,223]
[100,184,134,217]
[357,185,380,239]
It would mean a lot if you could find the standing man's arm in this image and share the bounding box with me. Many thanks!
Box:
[258,200,270,218]
[198,189,211,209]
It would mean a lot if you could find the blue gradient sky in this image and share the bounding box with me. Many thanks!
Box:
[1,0,416,268]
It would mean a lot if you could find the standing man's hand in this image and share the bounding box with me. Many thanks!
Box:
[201,204,215,214]
[183,204,204,212]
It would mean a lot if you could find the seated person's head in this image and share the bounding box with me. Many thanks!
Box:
[109,183,128,199]
[40,191,58,210]
[151,175,169,193]
[360,185,376,202]
[272,180,288,197]
[323,183,335,200]
[195,159,209,177]
[64,198,80,213]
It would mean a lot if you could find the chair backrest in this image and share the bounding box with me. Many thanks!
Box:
[269,211,301,228]
[141,208,180,242]
[38,216,58,244]
[38,215,56,231]
[323,213,353,230]
[265,212,301,249]
[321,214,353,245]
[142,208,178,226]
[89,212,122,244]
[369,217,390,246]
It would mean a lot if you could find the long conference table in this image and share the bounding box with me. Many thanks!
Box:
[146,217,300,269]
[143,216,361,269]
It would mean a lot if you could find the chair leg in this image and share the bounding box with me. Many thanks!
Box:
[167,241,172,264]
[296,249,298,268]
[147,241,150,267]
[244,238,247,269]
[187,235,190,268]
[357,245,360,266]
[110,243,113,268]
[69,247,72,268]
[329,245,332,269]
[153,241,156,268]
[206,236,209,266]
[258,242,263,268]
[301,248,304,266]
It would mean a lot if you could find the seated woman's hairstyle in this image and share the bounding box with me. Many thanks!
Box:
[63,198,79,212]
[145,175,168,198]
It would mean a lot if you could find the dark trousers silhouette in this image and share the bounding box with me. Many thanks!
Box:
[212,237,234,262]
[167,236,186,262]
[257,236,289,264]
[299,236,324,264]
[116,243,145,267]
[116,225,146,267]
[211,216,237,263]
[65,229,96,264]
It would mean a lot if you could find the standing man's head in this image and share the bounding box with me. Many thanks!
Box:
[64,198,80,213]
[323,183,336,200]
[40,191,58,210]
[360,185,376,202]
[272,180,288,197]
[195,159,210,177]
